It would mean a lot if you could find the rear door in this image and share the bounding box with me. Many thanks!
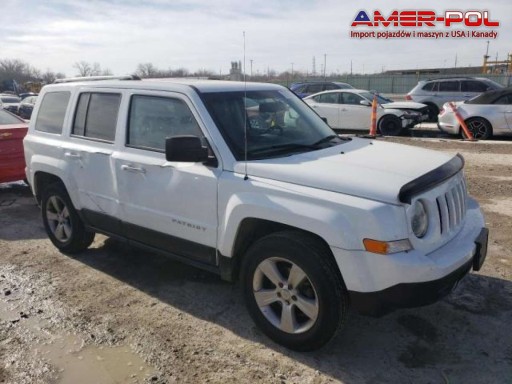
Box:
[64,90,123,232]
[113,91,220,266]
[338,92,370,130]
[494,93,512,130]
[436,80,461,106]
[308,93,340,128]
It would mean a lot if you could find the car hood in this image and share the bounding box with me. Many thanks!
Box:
[381,101,426,110]
[237,138,454,204]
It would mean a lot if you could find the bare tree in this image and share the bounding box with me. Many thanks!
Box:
[73,61,110,77]
[136,62,158,78]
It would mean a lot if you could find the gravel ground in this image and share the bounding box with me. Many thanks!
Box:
[1,136,511,384]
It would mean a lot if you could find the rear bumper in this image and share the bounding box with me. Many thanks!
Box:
[348,227,488,316]
[437,120,460,135]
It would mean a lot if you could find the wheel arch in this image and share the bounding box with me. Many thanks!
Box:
[464,116,493,132]
[33,171,66,205]
[219,218,344,286]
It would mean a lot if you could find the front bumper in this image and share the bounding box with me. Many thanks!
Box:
[349,227,488,316]
[331,198,487,316]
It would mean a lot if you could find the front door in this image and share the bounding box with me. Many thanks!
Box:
[114,92,219,265]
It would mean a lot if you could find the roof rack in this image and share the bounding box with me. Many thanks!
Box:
[54,75,141,84]
[424,76,481,81]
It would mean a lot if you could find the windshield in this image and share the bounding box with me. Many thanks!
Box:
[201,89,345,160]
[359,92,393,104]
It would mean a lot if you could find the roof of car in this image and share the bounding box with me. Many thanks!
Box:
[466,87,512,104]
[421,77,494,82]
[304,89,368,98]
[44,79,284,94]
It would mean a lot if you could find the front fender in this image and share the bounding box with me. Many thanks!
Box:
[217,174,408,257]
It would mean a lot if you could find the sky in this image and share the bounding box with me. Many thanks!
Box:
[1,0,511,77]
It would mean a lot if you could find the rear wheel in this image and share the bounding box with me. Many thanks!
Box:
[463,117,492,140]
[41,183,95,253]
[241,231,348,351]
[378,115,403,136]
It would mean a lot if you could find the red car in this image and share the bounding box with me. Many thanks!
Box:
[0,109,28,184]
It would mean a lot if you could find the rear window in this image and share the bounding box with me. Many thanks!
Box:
[72,92,121,142]
[494,94,512,105]
[35,92,70,134]
[0,109,24,125]
[0,96,20,103]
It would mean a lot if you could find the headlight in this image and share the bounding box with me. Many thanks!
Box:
[402,110,421,118]
[411,200,428,238]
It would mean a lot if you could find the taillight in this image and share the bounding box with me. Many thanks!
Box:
[405,94,412,101]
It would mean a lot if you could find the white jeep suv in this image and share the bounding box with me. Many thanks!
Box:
[24,77,488,351]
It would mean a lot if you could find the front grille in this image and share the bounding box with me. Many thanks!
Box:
[435,177,467,235]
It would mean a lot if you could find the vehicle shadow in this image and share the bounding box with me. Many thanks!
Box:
[70,237,512,383]
[0,182,46,241]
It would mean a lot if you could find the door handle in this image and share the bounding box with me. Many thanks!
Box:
[121,164,146,174]
[64,152,82,159]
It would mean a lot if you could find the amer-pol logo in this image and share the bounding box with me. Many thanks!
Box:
[350,10,500,40]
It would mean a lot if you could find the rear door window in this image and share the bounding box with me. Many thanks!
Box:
[438,81,460,92]
[35,92,70,134]
[72,92,121,142]
[315,93,339,104]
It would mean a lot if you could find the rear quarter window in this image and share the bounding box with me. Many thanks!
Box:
[35,92,71,134]
[421,82,436,91]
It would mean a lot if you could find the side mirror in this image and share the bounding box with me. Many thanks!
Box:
[321,117,328,124]
[165,136,208,163]
[360,100,371,106]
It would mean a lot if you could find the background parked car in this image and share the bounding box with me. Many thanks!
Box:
[0,94,22,115]
[406,77,504,121]
[0,109,29,184]
[17,95,38,119]
[304,89,427,135]
[438,87,512,140]
[290,81,353,98]
[18,92,38,100]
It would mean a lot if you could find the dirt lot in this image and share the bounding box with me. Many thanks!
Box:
[1,137,511,384]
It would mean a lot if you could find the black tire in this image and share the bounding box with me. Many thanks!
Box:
[424,103,439,122]
[378,115,403,136]
[41,183,95,253]
[241,231,348,351]
[463,117,492,140]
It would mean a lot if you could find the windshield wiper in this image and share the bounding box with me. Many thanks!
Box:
[247,143,318,157]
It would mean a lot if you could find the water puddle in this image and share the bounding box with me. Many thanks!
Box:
[0,296,156,383]
[35,335,154,384]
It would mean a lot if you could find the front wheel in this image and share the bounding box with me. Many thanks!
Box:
[241,231,348,351]
[378,115,403,136]
[41,183,95,253]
